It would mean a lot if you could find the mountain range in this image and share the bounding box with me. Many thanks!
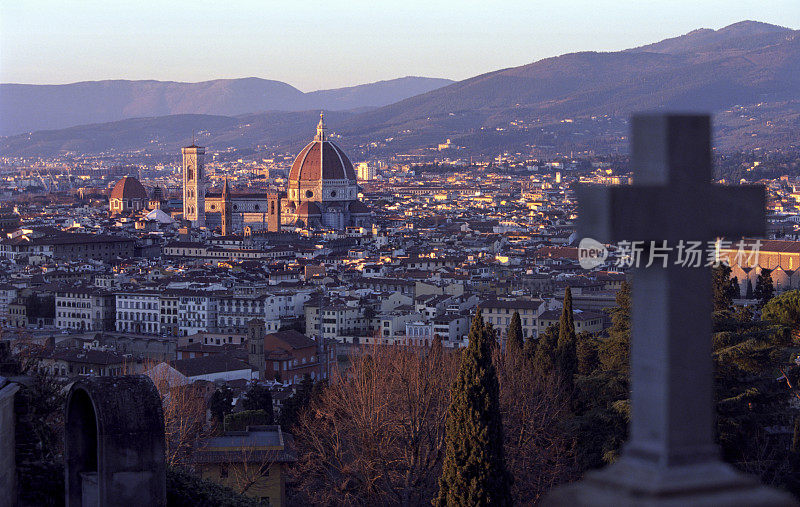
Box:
[0,76,454,136]
[2,20,798,158]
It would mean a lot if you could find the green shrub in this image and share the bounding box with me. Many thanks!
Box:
[224,410,271,432]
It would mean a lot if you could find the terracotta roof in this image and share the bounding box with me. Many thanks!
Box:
[289,140,356,182]
[170,353,253,377]
[110,176,148,201]
[538,309,605,321]
[535,246,579,260]
[266,330,317,350]
[481,299,544,310]
[296,201,322,217]
[348,200,371,214]
[720,239,800,254]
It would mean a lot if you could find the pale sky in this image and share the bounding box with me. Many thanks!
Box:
[1,0,798,91]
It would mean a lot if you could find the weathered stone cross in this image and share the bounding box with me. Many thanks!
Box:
[548,114,795,505]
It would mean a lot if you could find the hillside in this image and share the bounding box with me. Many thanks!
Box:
[0,76,453,136]
[337,21,799,152]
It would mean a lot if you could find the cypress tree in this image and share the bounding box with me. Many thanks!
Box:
[506,311,524,357]
[556,287,578,385]
[576,331,599,376]
[712,265,735,312]
[599,281,631,375]
[435,308,512,506]
[754,269,775,306]
[532,325,558,376]
[745,278,754,300]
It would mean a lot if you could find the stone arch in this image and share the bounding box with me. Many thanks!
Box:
[65,388,98,504]
[65,375,165,506]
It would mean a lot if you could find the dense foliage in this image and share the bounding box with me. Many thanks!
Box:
[208,386,234,426]
[241,383,274,424]
[762,290,800,329]
[278,374,325,432]
[224,410,272,432]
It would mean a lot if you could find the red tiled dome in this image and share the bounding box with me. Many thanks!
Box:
[110,176,147,200]
[289,140,356,182]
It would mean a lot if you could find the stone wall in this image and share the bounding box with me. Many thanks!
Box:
[0,381,20,507]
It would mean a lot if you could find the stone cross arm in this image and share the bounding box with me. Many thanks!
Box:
[577,184,765,242]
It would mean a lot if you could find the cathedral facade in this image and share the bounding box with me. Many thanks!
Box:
[181,145,281,234]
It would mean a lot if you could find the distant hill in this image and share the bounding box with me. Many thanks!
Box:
[0,110,359,158]
[336,21,800,152]
[0,76,453,136]
[2,21,799,157]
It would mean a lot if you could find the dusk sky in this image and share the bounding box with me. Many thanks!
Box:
[2,0,798,91]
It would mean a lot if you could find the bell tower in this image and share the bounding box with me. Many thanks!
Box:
[182,144,205,228]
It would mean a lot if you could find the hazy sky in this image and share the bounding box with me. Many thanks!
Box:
[2,1,798,91]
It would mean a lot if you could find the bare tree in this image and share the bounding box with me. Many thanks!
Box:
[495,348,580,504]
[223,438,280,496]
[143,360,209,467]
[290,344,459,506]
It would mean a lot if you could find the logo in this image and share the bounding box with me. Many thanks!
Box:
[578,238,608,269]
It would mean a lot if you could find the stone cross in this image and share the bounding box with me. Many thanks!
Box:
[547,114,795,505]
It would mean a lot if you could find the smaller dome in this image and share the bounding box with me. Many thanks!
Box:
[297,201,322,217]
[110,176,148,201]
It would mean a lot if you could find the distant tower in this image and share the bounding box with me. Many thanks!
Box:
[182,144,205,227]
[221,177,233,236]
[267,192,281,232]
[247,319,266,379]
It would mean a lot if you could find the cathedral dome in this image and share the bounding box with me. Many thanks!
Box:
[110,176,147,201]
[288,113,356,183]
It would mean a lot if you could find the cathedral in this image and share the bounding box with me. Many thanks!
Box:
[282,113,371,229]
[181,114,369,233]
[181,144,281,234]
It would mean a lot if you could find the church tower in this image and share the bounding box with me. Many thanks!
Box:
[221,177,233,236]
[182,144,205,228]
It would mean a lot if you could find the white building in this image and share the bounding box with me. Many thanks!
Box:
[55,286,115,332]
[116,290,161,335]
[176,291,218,336]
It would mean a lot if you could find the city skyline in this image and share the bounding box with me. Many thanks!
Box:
[2,1,799,90]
